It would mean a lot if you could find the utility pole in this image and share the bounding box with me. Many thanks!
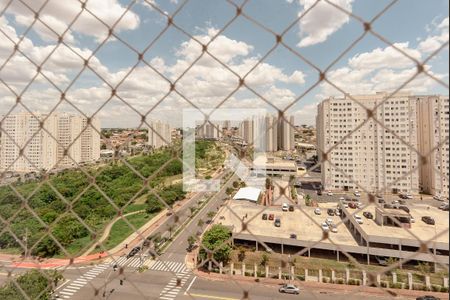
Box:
[23,227,28,258]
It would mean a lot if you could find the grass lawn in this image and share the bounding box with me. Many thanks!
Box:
[103,212,156,250]
[123,203,148,214]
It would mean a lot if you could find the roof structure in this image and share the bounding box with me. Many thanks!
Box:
[233,187,262,202]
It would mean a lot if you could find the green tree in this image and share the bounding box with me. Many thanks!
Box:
[238,248,246,262]
[305,194,311,206]
[207,211,216,220]
[0,269,62,300]
[200,224,232,264]
[260,253,269,267]
[232,181,239,189]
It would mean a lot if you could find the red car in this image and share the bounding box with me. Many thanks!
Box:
[268,214,275,220]
[348,202,357,209]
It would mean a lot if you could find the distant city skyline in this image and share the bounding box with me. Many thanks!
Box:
[0,1,447,128]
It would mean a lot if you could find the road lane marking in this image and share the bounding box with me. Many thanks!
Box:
[185,276,197,293]
[187,293,239,300]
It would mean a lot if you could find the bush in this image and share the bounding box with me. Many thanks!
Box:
[390,283,404,289]
[322,277,331,283]
[348,279,361,285]
[431,284,442,292]
[440,287,449,293]
[412,283,426,291]
[336,278,345,284]
[296,275,305,281]
[380,281,389,288]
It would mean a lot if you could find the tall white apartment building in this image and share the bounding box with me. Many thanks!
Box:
[238,114,295,152]
[317,92,420,194]
[0,113,101,172]
[196,122,222,140]
[148,120,172,149]
[417,95,449,198]
[278,115,295,151]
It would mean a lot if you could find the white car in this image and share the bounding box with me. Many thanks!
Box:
[406,194,413,199]
[331,224,338,233]
[356,202,363,209]
[334,209,341,216]
[354,191,361,197]
[439,203,449,210]
[282,203,289,211]
[354,214,363,224]
[321,222,330,232]
[339,197,345,201]
[433,195,444,201]
[314,208,322,215]
[325,217,333,226]
[327,191,333,196]
[409,216,415,223]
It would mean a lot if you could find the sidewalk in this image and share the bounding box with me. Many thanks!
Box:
[193,270,450,300]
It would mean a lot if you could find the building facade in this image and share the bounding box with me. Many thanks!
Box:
[417,95,449,198]
[0,113,101,172]
[148,120,172,149]
[196,122,222,140]
[317,92,421,194]
[238,114,295,152]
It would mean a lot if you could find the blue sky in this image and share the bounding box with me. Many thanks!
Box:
[0,0,448,127]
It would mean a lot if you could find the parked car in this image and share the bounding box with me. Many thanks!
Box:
[354,191,361,197]
[339,197,345,201]
[406,194,413,199]
[290,233,297,239]
[399,206,410,213]
[327,191,333,196]
[288,205,295,212]
[262,213,268,220]
[331,224,338,233]
[410,215,415,223]
[314,208,322,215]
[422,216,435,225]
[274,218,281,227]
[399,194,408,199]
[399,199,407,205]
[282,203,289,211]
[438,203,449,210]
[384,204,393,209]
[416,296,441,300]
[348,202,357,209]
[325,218,333,226]
[279,284,300,295]
[378,198,385,204]
[363,211,373,219]
[327,208,335,216]
[433,195,445,201]
[321,222,329,232]
[354,214,363,224]
[317,190,323,196]
[268,214,275,220]
[334,208,341,216]
[356,202,363,209]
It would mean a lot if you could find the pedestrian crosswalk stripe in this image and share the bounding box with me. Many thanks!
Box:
[150,260,188,273]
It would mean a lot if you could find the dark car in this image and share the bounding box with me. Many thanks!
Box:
[268,214,275,220]
[126,246,141,259]
[289,233,297,239]
[262,213,268,220]
[363,212,373,219]
[317,190,323,196]
[422,216,435,225]
[399,206,410,213]
[378,198,386,204]
[399,199,407,205]
[416,296,441,300]
[384,204,393,209]
[327,209,335,216]
[288,205,295,212]
[274,218,281,227]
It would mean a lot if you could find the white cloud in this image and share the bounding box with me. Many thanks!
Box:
[6,0,140,42]
[322,42,445,97]
[418,17,449,54]
[297,0,354,48]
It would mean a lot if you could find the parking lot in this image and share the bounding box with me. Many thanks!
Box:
[217,201,359,247]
